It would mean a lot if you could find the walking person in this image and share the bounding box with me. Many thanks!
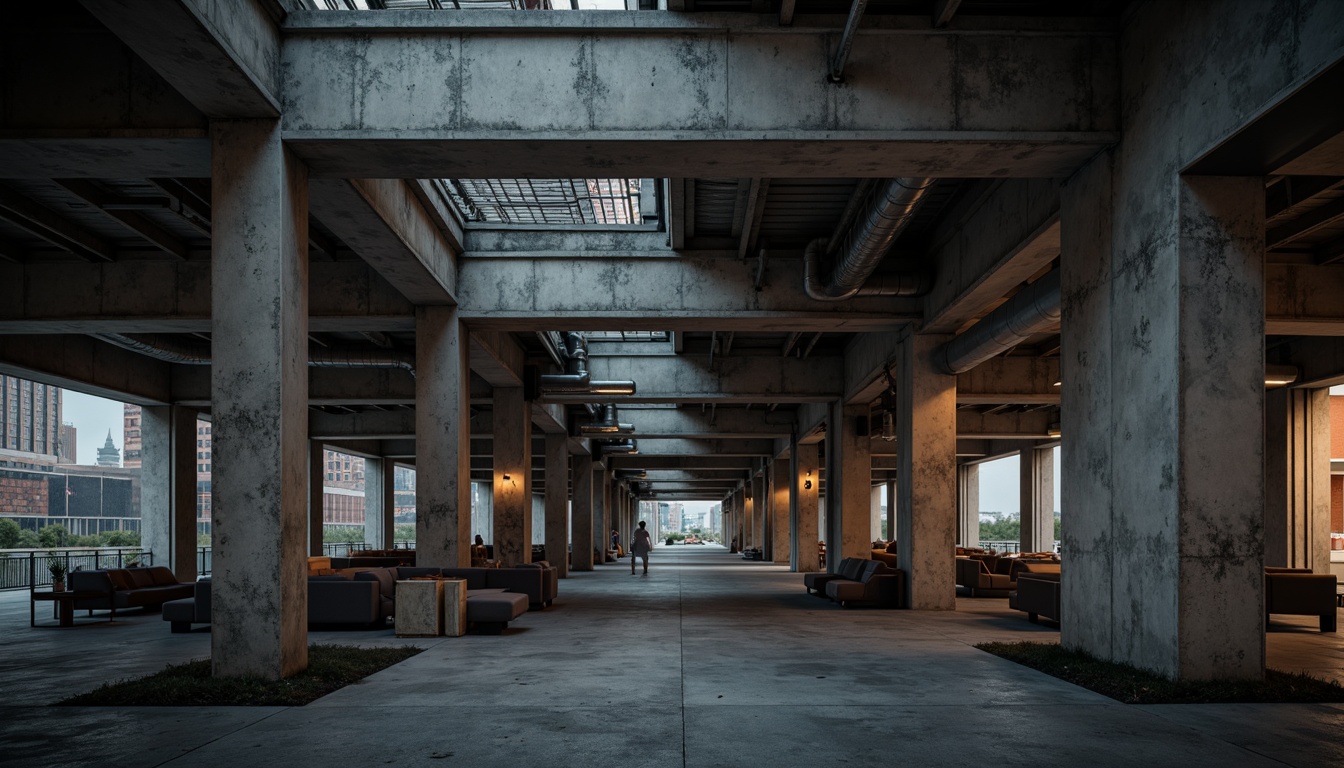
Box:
[630,520,653,575]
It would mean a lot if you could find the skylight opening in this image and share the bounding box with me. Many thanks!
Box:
[441,178,645,227]
[309,0,629,10]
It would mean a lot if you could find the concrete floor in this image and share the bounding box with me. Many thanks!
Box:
[2,546,1342,767]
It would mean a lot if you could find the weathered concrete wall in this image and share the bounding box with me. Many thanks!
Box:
[1056,0,1344,679]
[492,387,532,567]
[281,13,1115,178]
[544,434,570,577]
[209,118,308,680]
[415,306,471,569]
[1264,387,1332,571]
[957,463,979,547]
[571,453,594,571]
[828,401,872,566]
[896,334,956,610]
[139,406,172,575]
[458,255,918,333]
[922,179,1062,334]
[1019,447,1055,553]
[772,458,790,564]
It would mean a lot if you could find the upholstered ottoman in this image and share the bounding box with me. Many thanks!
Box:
[465,589,528,634]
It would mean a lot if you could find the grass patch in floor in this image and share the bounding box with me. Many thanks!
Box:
[57,644,421,707]
[978,641,1344,704]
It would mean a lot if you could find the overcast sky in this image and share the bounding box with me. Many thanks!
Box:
[61,390,125,466]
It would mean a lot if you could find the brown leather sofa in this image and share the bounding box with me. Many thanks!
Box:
[1265,567,1337,632]
[956,556,1058,597]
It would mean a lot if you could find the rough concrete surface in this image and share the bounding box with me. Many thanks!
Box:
[3,548,1343,767]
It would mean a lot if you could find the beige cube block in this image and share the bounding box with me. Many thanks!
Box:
[440,578,468,638]
[395,580,443,637]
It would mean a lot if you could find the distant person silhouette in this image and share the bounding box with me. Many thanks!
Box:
[630,521,653,575]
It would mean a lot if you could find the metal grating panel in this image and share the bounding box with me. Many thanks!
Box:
[444,178,641,225]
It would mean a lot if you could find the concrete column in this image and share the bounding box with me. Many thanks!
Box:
[772,457,790,563]
[896,334,957,610]
[571,453,594,571]
[1019,447,1056,554]
[744,481,755,550]
[545,434,570,577]
[141,405,197,580]
[885,478,897,545]
[1265,388,1332,571]
[363,458,384,549]
[210,118,308,679]
[381,459,396,548]
[871,484,884,542]
[827,401,872,571]
[415,306,471,568]
[139,406,171,571]
[793,441,821,572]
[171,407,200,581]
[957,463,980,548]
[492,387,532,566]
[1061,157,1265,679]
[754,470,767,552]
[308,442,324,556]
[592,466,607,562]
[733,486,745,550]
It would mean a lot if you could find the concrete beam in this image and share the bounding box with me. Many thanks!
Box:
[0,261,414,334]
[581,352,842,403]
[0,334,173,405]
[1265,263,1344,335]
[308,179,458,305]
[1273,337,1344,387]
[608,456,758,471]
[842,330,906,406]
[956,357,1060,405]
[955,409,1055,439]
[81,0,281,117]
[458,255,920,332]
[281,12,1116,178]
[624,438,777,457]
[617,406,795,438]
[468,331,524,387]
[309,408,415,440]
[922,179,1063,334]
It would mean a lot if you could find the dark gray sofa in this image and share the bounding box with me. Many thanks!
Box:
[71,566,196,613]
[823,560,905,608]
[803,558,866,596]
[163,576,388,632]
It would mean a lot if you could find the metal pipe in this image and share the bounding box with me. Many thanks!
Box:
[932,270,1061,375]
[829,0,871,83]
[802,177,935,301]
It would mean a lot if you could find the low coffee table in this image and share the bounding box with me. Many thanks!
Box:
[30,590,113,628]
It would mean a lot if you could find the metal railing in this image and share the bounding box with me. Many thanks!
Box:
[976,540,1062,555]
[0,548,153,591]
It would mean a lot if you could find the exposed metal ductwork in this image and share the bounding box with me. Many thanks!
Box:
[539,331,637,396]
[93,333,417,376]
[931,269,1061,375]
[803,178,936,301]
[579,403,635,435]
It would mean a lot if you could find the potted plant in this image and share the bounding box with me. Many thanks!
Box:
[48,560,69,593]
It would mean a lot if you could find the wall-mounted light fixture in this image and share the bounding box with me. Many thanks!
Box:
[804,469,813,491]
[502,473,511,482]
[880,411,897,442]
